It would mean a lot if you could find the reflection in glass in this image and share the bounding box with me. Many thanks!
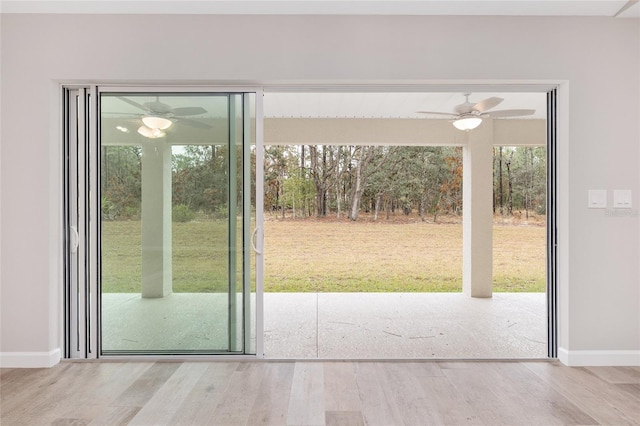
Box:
[100,93,251,354]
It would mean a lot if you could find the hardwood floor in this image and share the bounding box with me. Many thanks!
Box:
[1,360,639,425]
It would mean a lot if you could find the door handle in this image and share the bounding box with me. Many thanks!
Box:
[70,226,79,253]
[251,227,262,255]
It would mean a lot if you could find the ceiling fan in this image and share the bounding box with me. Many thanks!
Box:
[417,94,535,131]
[115,96,210,138]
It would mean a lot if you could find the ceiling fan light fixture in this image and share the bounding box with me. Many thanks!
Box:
[453,116,482,131]
[142,115,172,130]
[137,125,166,139]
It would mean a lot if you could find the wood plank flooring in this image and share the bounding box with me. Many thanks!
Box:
[1,360,639,425]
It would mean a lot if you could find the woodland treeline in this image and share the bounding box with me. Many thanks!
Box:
[101,144,546,222]
[265,145,546,221]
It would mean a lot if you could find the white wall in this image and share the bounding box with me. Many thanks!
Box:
[1,14,638,367]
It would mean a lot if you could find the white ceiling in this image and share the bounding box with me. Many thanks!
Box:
[1,0,638,17]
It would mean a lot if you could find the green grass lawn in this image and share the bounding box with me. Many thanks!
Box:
[101,218,546,293]
[102,220,231,293]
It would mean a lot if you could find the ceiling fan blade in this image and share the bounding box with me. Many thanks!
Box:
[416,111,458,117]
[473,97,503,113]
[178,117,212,129]
[143,99,173,114]
[487,109,536,118]
[454,102,474,115]
[102,111,140,116]
[614,0,637,17]
[172,106,208,116]
[116,96,149,112]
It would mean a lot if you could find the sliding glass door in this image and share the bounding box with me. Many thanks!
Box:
[99,91,259,355]
[64,87,261,357]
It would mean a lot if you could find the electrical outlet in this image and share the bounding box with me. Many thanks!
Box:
[613,190,632,208]
[588,190,607,208]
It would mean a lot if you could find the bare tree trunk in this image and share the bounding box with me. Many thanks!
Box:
[336,180,341,219]
[292,191,296,219]
[526,147,535,219]
[374,194,381,221]
[274,181,280,217]
[300,145,306,217]
[317,189,326,217]
[506,157,513,216]
[349,157,364,221]
[280,182,285,219]
[309,145,327,217]
[335,146,341,219]
[532,148,537,217]
[432,194,441,223]
[348,146,380,221]
[348,147,368,221]
[322,147,328,216]
[492,147,497,214]
[498,146,504,216]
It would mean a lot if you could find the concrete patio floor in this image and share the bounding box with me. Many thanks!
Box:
[264,292,547,359]
[102,292,547,359]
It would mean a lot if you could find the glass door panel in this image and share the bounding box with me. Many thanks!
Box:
[245,92,259,356]
[64,88,92,358]
[99,91,252,354]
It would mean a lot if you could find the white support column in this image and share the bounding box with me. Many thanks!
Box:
[462,120,494,298]
[141,142,172,298]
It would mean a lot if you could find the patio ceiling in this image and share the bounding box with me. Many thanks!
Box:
[101,92,547,146]
[263,92,548,119]
[101,92,548,120]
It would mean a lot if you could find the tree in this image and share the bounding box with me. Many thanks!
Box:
[496,146,505,215]
[309,145,336,217]
[348,146,380,221]
[172,145,229,214]
[261,144,544,222]
[493,146,546,218]
[264,145,288,216]
[505,150,514,215]
[101,146,142,219]
[281,160,315,219]
[512,146,546,218]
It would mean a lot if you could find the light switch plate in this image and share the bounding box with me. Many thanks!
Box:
[588,190,607,208]
[613,190,632,208]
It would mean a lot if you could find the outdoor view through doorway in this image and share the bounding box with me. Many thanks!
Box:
[261,92,548,359]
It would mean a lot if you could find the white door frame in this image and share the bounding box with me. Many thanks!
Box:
[63,81,557,360]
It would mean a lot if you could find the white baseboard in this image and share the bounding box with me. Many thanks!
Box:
[0,349,61,368]
[558,348,640,366]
